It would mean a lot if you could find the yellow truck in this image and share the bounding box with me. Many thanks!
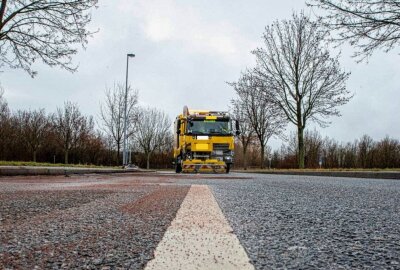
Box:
[173,106,239,173]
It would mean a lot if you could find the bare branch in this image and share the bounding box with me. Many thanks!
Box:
[0,0,98,76]
[308,0,400,61]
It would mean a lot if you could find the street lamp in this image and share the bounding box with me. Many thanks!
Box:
[123,53,135,167]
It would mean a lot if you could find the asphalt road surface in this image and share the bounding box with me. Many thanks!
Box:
[1,172,399,269]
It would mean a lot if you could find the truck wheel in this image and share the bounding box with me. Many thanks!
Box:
[175,158,182,173]
[226,164,231,174]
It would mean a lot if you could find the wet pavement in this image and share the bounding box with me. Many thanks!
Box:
[1,172,399,269]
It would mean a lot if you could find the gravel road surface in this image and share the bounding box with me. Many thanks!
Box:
[0,174,190,269]
[209,174,400,269]
[1,172,400,269]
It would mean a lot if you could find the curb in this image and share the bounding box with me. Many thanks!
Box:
[233,170,400,180]
[0,166,146,176]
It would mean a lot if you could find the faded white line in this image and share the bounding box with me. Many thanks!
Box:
[145,184,254,270]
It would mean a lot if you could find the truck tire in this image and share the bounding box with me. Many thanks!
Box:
[175,158,182,173]
[226,163,231,174]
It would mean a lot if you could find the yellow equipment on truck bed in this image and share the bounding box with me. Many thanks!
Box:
[173,106,239,173]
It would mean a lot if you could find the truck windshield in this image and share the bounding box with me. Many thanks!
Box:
[187,120,231,135]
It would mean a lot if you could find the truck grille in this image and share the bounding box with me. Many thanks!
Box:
[213,143,229,151]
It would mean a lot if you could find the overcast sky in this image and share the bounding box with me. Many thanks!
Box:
[1,0,399,150]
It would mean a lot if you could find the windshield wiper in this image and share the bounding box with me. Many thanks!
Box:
[210,130,231,135]
[191,131,206,135]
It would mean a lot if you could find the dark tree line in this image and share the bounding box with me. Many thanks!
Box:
[0,98,105,165]
[233,139,272,170]
[273,130,400,169]
[0,90,173,169]
[232,129,400,170]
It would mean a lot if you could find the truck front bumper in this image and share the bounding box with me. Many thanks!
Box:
[182,159,227,173]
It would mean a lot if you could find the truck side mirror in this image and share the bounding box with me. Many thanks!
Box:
[235,120,241,135]
[176,120,181,134]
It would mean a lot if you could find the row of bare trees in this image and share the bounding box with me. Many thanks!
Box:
[233,129,400,169]
[0,93,101,164]
[0,87,173,169]
[232,0,400,169]
[275,130,400,169]
[230,12,352,169]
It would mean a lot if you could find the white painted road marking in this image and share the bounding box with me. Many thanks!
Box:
[145,184,254,270]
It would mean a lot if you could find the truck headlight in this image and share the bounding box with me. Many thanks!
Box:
[224,156,232,161]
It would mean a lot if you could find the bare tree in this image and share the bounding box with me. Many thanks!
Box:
[0,0,98,77]
[0,86,8,117]
[357,134,374,168]
[253,12,352,168]
[52,101,93,164]
[0,86,10,159]
[304,129,323,168]
[230,99,254,170]
[17,109,49,162]
[229,72,286,169]
[374,136,398,168]
[158,131,174,154]
[134,107,171,169]
[308,0,400,60]
[100,83,138,164]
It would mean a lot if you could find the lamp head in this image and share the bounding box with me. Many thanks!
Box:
[127,53,135,57]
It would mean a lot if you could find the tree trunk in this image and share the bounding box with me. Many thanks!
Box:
[65,150,69,164]
[146,153,151,169]
[296,93,305,168]
[243,147,248,170]
[298,126,305,168]
[117,141,121,165]
[33,150,37,163]
[260,144,265,169]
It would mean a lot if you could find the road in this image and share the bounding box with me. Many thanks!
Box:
[1,172,399,269]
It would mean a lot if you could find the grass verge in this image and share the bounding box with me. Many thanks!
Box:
[0,161,119,169]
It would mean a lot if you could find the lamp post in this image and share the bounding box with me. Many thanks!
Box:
[123,53,135,166]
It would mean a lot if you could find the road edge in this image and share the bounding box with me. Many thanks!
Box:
[233,170,400,180]
[0,166,152,176]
